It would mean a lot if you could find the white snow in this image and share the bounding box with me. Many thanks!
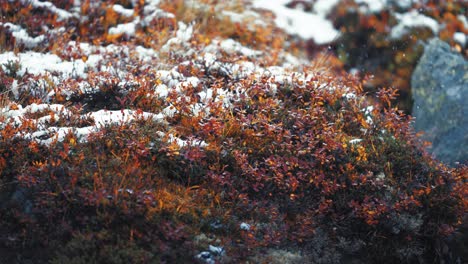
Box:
[156,69,184,88]
[240,222,251,230]
[391,10,439,39]
[230,61,257,79]
[458,15,468,29]
[354,0,386,13]
[155,84,169,97]
[394,0,416,9]
[0,41,158,80]
[221,10,267,29]
[86,54,103,68]
[252,0,340,44]
[208,245,224,256]
[196,251,215,264]
[349,138,363,144]
[162,105,177,117]
[4,103,69,121]
[363,106,374,125]
[88,109,164,129]
[198,88,213,102]
[108,20,139,37]
[141,4,175,27]
[161,22,194,52]
[376,172,386,181]
[0,52,91,78]
[219,39,262,57]
[205,39,256,58]
[113,4,135,17]
[174,77,200,93]
[202,52,218,68]
[10,80,19,98]
[0,103,167,145]
[313,0,340,16]
[344,93,357,100]
[135,46,158,61]
[2,23,45,49]
[453,32,466,47]
[26,0,75,21]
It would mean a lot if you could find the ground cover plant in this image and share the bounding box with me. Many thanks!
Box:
[255,0,467,112]
[317,0,467,112]
[0,0,466,263]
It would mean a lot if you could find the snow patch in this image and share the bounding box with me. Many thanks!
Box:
[313,0,340,16]
[2,23,45,49]
[113,4,135,17]
[453,32,466,47]
[240,222,251,230]
[219,39,262,57]
[161,22,194,52]
[355,0,386,13]
[108,19,139,37]
[26,0,75,21]
[0,52,91,78]
[252,0,340,44]
[349,138,363,144]
[221,10,266,29]
[391,10,439,39]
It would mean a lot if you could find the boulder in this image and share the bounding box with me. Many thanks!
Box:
[411,38,467,166]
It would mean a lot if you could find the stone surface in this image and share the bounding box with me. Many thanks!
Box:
[411,38,467,165]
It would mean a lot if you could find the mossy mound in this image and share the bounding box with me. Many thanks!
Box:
[0,1,466,263]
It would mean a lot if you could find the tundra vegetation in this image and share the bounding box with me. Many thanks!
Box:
[0,0,466,263]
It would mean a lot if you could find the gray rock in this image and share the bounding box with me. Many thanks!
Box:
[411,38,467,165]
